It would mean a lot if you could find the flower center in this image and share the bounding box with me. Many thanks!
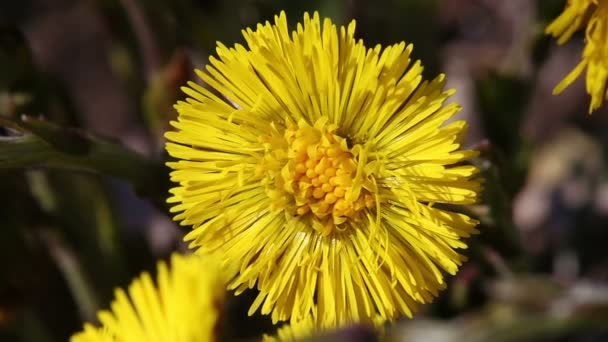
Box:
[261,118,374,235]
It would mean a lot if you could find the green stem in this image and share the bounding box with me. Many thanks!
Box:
[0,116,170,210]
[41,230,100,322]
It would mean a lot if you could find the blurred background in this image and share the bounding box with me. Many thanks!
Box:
[1,0,608,341]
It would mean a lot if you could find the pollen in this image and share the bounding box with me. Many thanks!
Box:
[265,118,374,235]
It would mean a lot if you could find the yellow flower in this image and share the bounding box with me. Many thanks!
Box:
[166,11,480,328]
[262,315,317,342]
[546,0,608,113]
[71,253,225,342]
[262,314,383,341]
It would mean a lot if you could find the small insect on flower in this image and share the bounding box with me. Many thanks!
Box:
[166,11,481,329]
[71,254,225,342]
[546,0,608,113]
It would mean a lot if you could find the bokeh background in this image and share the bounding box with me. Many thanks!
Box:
[2,0,608,341]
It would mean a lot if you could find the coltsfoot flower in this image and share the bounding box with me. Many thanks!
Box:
[546,0,608,113]
[166,11,481,328]
[262,315,317,342]
[71,253,224,342]
[262,313,384,341]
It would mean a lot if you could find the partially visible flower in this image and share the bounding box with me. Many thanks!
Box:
[71,253,225,342]
[166,11,480,328]
[546,0,608,113]
[263,315,317,342]
[262,313,383,342]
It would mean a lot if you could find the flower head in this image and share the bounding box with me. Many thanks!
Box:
[262,314,383,342]
[262,315,317,342]
[546,0,608,113]
[71,253,225,342]
[166,11,480,328]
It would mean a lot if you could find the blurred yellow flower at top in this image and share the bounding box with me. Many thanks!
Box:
[166,11,481,329]
[71,253,224,342]
[546,0,608,113]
